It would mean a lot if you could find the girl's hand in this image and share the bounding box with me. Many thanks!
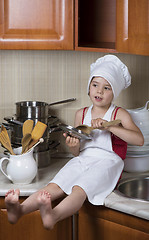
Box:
[63,133,80,147]
[63,133,80,156]
[91,118,108,129]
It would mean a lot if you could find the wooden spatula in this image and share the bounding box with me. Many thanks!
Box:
[76,119,121,134]
[31,121,47,140]
[0,128,15,155]
[28,121,47,150]
[102,119,121,127]
[22,120,34,136]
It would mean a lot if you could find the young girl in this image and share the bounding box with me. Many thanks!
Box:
[5,55,144,230]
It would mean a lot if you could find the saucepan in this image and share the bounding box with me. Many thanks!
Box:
[16,98,76,119]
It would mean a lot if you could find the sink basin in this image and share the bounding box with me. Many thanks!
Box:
[116,175,149,202]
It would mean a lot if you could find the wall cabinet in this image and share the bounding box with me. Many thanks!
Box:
[0,0,148,55]
[116,0,149,56]
[0,0,74,50]
[0,197,72,240]
[75,0,149,56]
[77,201,149,240]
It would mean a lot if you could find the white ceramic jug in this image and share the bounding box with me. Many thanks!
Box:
[0,147,37,184]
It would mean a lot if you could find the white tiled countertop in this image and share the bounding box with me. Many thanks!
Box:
[0,154,149,221]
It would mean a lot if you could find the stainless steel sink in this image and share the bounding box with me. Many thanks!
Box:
[115,175,149,202]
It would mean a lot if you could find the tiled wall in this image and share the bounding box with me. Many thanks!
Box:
[0,50,149,152]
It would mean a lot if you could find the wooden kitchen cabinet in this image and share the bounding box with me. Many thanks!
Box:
[0,197,72,240]
[116,0,149,56]
[0,0,74,50]
[77,201,149,240]
[75,0,149,56]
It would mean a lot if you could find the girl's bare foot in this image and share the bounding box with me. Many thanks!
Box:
[5,189,21,224]
[37,191,55,230]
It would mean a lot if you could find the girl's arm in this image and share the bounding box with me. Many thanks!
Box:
[92,108,144,146]
[63,108,84,156]
[109,108,144,146]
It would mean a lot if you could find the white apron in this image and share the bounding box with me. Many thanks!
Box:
[50,104,124,205]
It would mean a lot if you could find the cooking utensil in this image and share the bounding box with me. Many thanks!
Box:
[0,130,15,155]
[21,133,32,154]
[101,119,121,127]
[15,98,76,119]
[28,121,47,149]
[58,124,92,140]
[31,121,47,140]
[76,119,121,134]
[26,138,44,153]
[22,119,34,136]
[1,124,8,134]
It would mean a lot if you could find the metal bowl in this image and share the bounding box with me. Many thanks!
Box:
[116,175,149,202]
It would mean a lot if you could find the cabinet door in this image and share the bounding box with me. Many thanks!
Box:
[78,213,149,240]
[0,0,74,50]
[0,209,72,240]
[116,0,149,56]
[78,203,149,240]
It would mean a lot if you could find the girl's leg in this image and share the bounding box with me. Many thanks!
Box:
[37,185,87,230]
[5,183,65,224]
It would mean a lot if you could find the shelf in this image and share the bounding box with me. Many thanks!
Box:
[75,0,116,50]
[75,0,116,51]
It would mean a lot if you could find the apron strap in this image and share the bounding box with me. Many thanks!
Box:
[82,107,88,124]
[113,107,121,120]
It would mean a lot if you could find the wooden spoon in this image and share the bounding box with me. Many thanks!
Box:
[21,133,32,154]
[76,119,121,135]
[22,120,34,136]
[26,138,44,153]
[0,130,15,155]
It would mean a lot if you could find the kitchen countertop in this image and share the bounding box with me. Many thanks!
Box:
[0,155,149,221]
[0,156,69,196]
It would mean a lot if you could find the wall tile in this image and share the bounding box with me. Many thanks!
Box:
[0,50,149,152]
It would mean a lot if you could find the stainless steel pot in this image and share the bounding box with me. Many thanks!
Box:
[16,98,76,119]
[34,148,57,168]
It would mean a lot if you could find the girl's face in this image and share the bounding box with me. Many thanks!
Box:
[89,77,114,107]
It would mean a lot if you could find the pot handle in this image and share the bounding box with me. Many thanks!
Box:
[48,98,76,106]
[48,115,59,125]
[144,101,149,110]
[0,157,12,181]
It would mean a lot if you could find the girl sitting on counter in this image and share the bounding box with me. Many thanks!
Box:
[5,55,144,230]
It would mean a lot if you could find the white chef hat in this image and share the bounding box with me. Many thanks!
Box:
[87,55,131,99]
